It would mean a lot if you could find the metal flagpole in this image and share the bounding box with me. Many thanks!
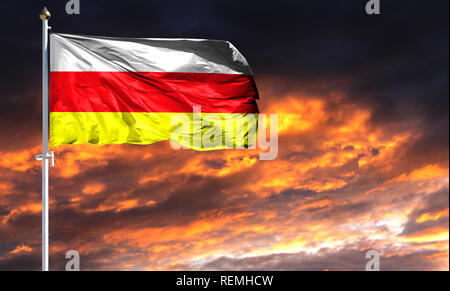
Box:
[36,7,54,272]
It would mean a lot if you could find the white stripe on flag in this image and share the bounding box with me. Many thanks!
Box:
[50,34,252,75]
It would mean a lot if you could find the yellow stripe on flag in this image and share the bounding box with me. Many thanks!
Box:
[50,112,258,151]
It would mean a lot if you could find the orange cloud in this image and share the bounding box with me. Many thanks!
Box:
[8,244,32,255]
[1,145,40,172]
[395,164,449,183]
[1,91,448,271]
[416,209,449,224]
[404,226,449,243]
[82,183,105,195]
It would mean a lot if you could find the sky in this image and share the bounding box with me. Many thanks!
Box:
[0,0,448,270]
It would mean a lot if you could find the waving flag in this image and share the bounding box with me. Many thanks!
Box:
[50,34,259,150]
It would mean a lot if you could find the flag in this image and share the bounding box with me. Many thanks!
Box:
[50,34,259,150]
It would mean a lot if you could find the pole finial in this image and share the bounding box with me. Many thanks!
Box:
[39,7,51,21]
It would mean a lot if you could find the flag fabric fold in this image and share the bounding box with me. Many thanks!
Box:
[50,33,259,150]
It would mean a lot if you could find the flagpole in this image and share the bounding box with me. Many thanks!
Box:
[37,7,53,272]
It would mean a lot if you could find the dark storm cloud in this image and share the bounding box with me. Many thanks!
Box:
[0,252,41,271]
[1,1,448,140]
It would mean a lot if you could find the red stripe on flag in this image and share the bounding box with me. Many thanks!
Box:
[50,72,259,113]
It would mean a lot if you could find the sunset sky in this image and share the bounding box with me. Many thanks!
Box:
[0,0,448,270]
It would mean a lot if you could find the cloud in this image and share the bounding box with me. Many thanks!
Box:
[188,246,448,271]
[1,88,448,270]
